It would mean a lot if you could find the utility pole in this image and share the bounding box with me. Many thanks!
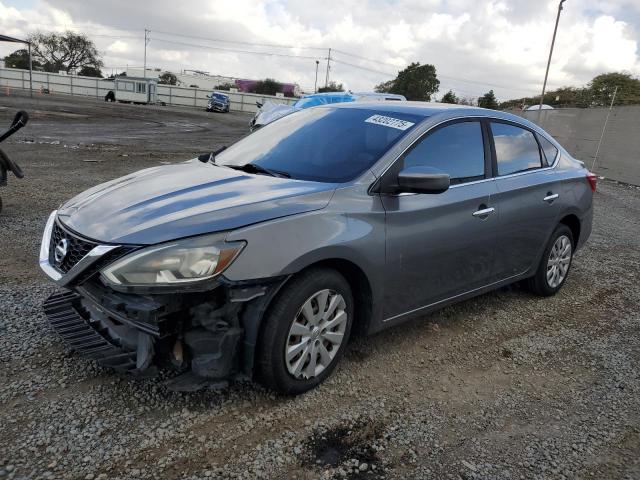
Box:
[314,60,320,93]
[143,29,150,79]
[325,48,331,88]
[27,41,33,98]
[538,0,566,118]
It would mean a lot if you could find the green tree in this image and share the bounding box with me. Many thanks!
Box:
[78,65,102,77]
[317,81,344,93]
[4,49,41,70]
[158,72,177,85]
[478,90,499,109]
[441,90,459,104]
[375,62,439,101]
[215,82,236,91]
[250,78,282,96]
[28,31,103,74]
[588,72,640,106]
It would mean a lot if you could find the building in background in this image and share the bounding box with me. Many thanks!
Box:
[125,67,301,97]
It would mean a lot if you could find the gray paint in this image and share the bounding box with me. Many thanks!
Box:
[44,103,594,336]
[516,106,640,186]
[57,160,337,244]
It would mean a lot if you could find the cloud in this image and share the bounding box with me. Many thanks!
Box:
[0,0,638,100]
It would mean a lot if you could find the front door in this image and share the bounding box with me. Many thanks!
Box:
[380,120,498,321]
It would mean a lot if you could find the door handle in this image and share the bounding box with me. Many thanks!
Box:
[472,207,495,218]
[543,193,559,203]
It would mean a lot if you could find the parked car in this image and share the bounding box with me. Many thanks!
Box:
[249,91,406,131]
[40,102,595,395]
[206,92,230,113]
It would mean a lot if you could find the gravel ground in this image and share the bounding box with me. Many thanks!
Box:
[0,94,639,480]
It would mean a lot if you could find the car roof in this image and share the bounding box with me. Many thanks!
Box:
[328,101,543,131]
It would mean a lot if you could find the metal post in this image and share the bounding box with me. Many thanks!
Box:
[538,0,566,120]
[143,29,150,79]
[314,60,319,93]
[592,85,618,172]
[28,42,33,98]
[325,48,331,88]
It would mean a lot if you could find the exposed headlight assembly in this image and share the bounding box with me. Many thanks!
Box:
[100,234,245,292]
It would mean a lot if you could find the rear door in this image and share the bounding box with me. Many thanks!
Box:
[489,121,561,280]
[381,119,499,320]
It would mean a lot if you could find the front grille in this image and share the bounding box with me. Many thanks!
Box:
[44,291,137,372]
[49,220,98,274]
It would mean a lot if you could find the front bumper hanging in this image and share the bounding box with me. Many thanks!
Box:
[44,291,140,373]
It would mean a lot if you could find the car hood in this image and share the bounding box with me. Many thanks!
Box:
[57,159,336,244]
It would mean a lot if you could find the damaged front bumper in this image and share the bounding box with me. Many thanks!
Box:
[40,212,286,390]
[43,277,284,390]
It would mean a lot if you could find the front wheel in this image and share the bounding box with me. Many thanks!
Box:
[528,224,574,296]
[255,268,353,394]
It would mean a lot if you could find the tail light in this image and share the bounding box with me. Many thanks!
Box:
[586,172,597,192]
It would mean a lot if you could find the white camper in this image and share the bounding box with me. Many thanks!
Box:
[113,77,158,104]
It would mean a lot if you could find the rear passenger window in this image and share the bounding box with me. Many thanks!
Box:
[491,123,542,176]
[403,121,485,184]
[537,135,558,166]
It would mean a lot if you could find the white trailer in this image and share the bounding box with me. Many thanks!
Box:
[113,77,158,104]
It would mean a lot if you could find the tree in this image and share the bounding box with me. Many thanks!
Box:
[4,49,41,70]
[215,82,236,91]
[158,72,177,85]
[375,62,439,101]
[478,90,498,109]
[588,72,640,106]
[317,81,344,93]
[78,65,102,77]
[459,97,476,106]
[28,31,103,74]
[441,90,459,104]
[250,78,282,96]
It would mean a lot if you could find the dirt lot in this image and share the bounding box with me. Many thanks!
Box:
[0,94,639,480]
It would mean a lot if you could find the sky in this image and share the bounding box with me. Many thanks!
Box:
[0,0,639,100]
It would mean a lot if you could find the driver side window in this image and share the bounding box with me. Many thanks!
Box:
[403,121,485,184]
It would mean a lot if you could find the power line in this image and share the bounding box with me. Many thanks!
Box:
[152,29,326,51]
[24,21,542,97]
[151,37,323,61]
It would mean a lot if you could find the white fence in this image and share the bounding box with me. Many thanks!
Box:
[0,67,297,113]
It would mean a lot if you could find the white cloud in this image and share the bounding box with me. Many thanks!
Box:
[0,0,638,100]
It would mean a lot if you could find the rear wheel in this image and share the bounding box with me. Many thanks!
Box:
[255,268,353,394]
[528,224,574,296]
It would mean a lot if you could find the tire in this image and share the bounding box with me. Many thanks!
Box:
[527,224,574,296]
[255,268,354,394]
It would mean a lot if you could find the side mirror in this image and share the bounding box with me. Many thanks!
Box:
[206,94,210,98]
[12,110,29,129]
[256,101,263,108]
[397,166,450,194]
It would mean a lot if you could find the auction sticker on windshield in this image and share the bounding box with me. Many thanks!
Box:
[365,114,415,131]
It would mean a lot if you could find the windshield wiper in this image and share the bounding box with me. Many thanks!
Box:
[227,163,291,178]
[198,146,227,164]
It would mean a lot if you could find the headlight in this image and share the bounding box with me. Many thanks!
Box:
[100,234,245,290]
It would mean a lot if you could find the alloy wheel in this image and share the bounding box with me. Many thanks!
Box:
[546,235,572,288]
[285,289,348,379]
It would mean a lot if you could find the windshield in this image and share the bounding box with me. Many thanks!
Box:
[215,107,423,183]
[212,93,227,100]
[293,93,354,109]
